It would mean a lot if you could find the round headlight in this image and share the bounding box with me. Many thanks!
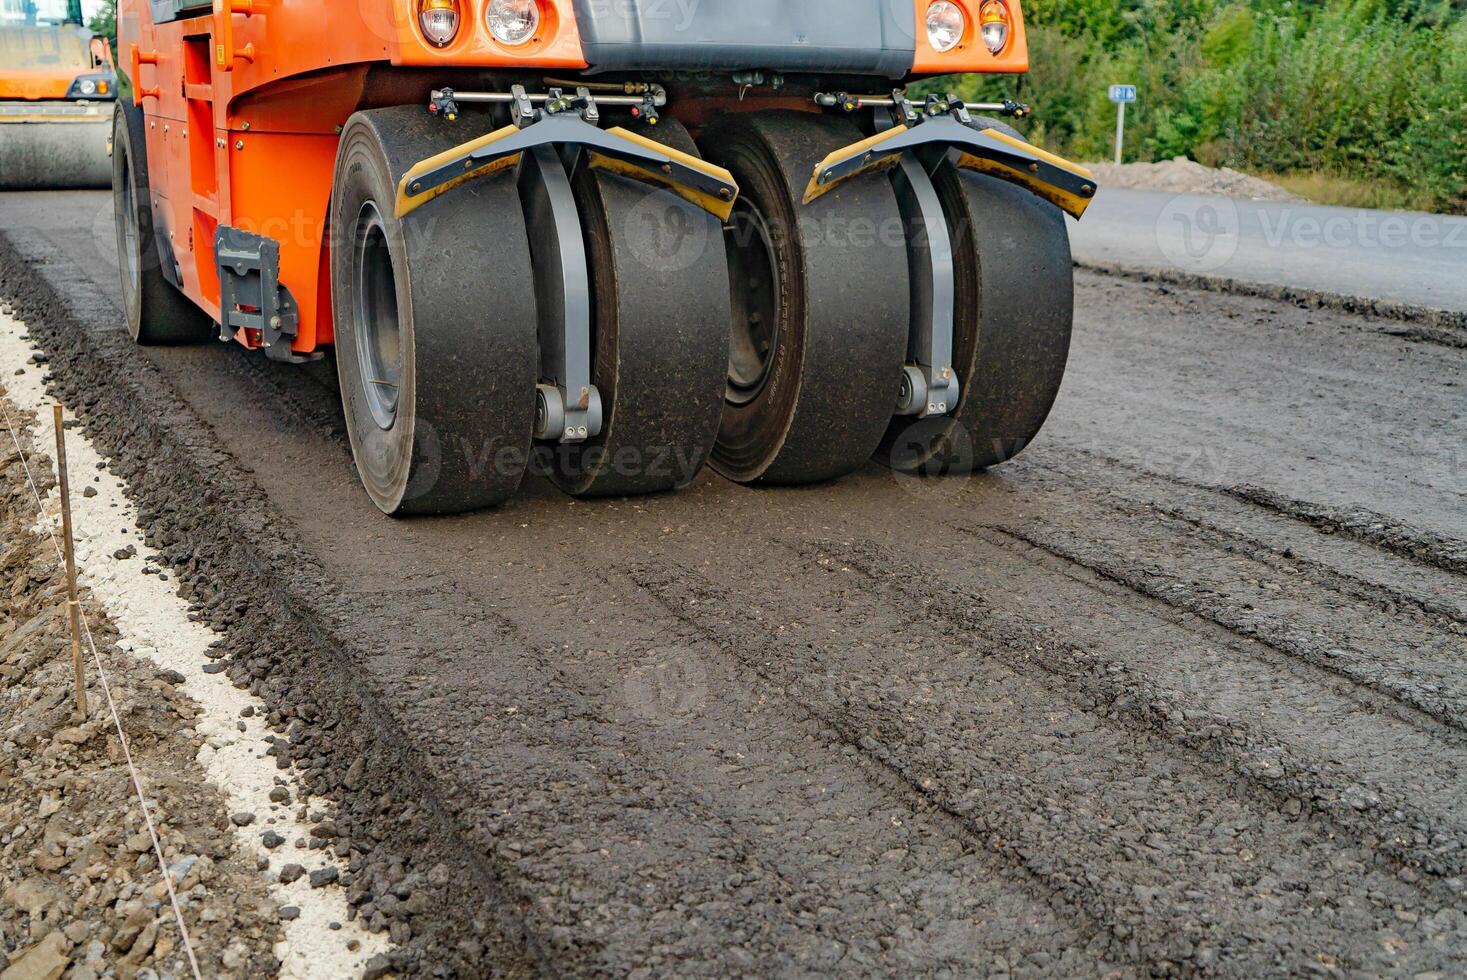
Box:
[488,0,540,46]
[979,0,1010,54]
[418,0,461,47]
[79,78,98,95]
[926,1,966,54]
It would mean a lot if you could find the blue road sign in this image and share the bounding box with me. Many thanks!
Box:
[1109,85,1138,104]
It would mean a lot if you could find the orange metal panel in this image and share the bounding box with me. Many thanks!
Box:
[226,131,338,352]
[0,69,75,100]
[911,0,1029,75]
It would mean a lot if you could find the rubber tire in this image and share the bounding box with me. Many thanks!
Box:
[111,101,215,345]
[330,107,538,515]
[551,119,731,497]
[698,111,910,485]
[877,118,1074,474]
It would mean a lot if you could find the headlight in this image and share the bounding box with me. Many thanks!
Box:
[979,0,1011,54]
[418,0,461,47]
[488,0,540,46]
[79,78,98,96]
[926,1,966,54]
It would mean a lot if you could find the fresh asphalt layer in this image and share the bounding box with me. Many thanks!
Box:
[1,189,1465,977]
[1071,187,1467,316]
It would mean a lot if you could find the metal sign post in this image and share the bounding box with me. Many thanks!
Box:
[1108,84,1137,165]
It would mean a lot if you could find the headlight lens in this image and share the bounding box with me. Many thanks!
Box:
[979,0,1010,54]
[926,1,966,54]
[488,0,540,46]
[79,78,98,95]
[418,0,461,47]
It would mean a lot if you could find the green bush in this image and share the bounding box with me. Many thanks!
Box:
[919,0,1467,212]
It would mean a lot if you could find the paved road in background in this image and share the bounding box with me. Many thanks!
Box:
[1071,187,1467,314]
[2,191,1465,977]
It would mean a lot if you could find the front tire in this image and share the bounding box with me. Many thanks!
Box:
[698,111,910,485]
[877,118,1075,474]
[330,108,538,515]
[111,102,214,345]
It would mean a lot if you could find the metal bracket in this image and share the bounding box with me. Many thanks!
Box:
[518,144,602,444]
[891,153,959,418]
[802,112,1096,219]
[397,109,737,222]
[400,84,739,445]
[214,226,314,363]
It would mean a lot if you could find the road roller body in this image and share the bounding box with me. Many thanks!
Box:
[0,14,117,190]
[113,0,1095,514]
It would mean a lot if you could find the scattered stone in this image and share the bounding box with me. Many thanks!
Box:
[202,662,227,674]
[309,866,340,888]
[279,906,302,922]
[269,786,291,804]
[261,831,285,849]
[279,863,306,884]
[230,811,257,827]
[0,929,70,980]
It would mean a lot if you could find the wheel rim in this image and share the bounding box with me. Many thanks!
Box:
[352,202,403,431]
[120,153,140,299]
[723,199,780,407]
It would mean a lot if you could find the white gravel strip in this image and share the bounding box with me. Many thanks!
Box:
[0,309,389,978]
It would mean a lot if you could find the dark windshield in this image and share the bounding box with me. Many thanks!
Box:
[0,25,92,71]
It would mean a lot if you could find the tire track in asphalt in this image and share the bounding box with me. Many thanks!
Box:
[1223,485,1467,578]
[805,532,1467,881]
[1003,450,1467,624]
[304,547,1112,976]
[948,451,1467,730]
[629,552,1466,976]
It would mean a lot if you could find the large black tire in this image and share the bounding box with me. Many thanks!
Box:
[111,101,214,345]
[549,119,730,497]
[878,118,1074,474]
[697,111,910,485]
[330,107,538,515]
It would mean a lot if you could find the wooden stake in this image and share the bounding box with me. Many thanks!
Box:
[52,404,88,718]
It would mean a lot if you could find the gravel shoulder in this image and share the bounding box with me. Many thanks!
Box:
[1083,158,1303,202]
[1,190,1465,977]
[0,390,280,979]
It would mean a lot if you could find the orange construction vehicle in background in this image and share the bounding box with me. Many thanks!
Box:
[114,0,1095,515]
[1,7,117,189]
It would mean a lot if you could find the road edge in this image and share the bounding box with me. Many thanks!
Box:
[0,229,540,979]
[1076,260,1467,335]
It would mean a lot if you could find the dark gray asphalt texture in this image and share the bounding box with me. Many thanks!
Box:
[2,189,1465,978]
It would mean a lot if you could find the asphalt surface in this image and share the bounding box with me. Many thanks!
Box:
[1071,188,1467,316]
[2,189,1466,977]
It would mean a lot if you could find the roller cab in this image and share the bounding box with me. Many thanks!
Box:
[113,0,1094,513]
[0,20,117,190]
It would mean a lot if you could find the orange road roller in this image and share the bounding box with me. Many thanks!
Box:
[113,0,1096,514]
[1,8,118,190]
